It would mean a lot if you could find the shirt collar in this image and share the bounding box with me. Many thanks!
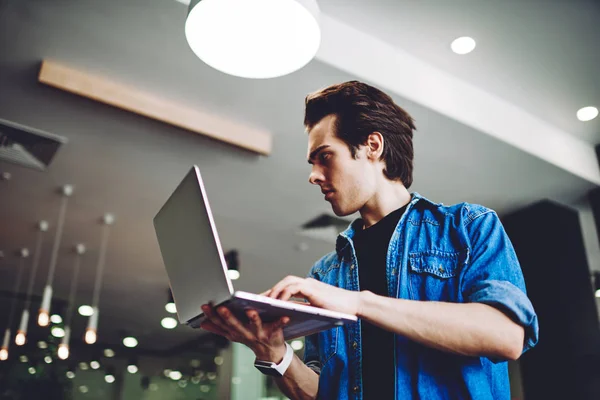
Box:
[335,192,439,256]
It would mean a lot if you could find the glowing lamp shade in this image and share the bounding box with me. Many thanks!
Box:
[58,326,71,360]
[84,308,99,344]
[16,310,29,346]
[38,285,53,326]
[1,329,10,360]
[38,310,49,327]
[15,332,26,346]
[185,0,321,79]
[58,344,69,360]
[85,329,97,344]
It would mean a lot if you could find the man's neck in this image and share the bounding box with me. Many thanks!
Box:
[359,182,411,229]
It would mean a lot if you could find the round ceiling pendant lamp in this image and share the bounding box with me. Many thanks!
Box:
[185,0,321,79]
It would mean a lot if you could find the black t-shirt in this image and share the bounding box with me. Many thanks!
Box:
[353,204,407,399]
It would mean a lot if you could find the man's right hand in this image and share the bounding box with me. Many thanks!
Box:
[200,304,290,362]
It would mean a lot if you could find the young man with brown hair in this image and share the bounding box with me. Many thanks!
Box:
[201,81,538,399]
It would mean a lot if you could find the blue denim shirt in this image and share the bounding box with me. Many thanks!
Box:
[303,193,539,399]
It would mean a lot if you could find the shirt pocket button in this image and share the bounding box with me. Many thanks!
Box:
[352,341,358,349]
[353,386,360,393]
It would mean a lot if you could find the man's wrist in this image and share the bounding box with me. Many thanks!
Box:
[357,290,375,319]
[254,344,287,363]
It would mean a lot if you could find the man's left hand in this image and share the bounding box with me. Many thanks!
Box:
[265,276,363,316]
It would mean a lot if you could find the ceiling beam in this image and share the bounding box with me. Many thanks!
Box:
[38,60,272,156]
[315,15,600,186]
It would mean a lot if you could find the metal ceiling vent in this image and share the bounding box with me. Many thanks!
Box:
[0,118,67,171]
[297,213,352,244]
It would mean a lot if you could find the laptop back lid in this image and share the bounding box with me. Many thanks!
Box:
[153,166,233,324]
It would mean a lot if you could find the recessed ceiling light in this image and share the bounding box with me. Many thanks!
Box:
[28,367,36,375]
[161,317,178,329]
[78,305,94,316]
[37,341,47,349]
[105,375,115,384]
[51,326,65,338]
[104,348,115,358]
[123,337,138,348]
[50,314,63,324]
[291,339,304,351]
[451,36,476,55]
[90,361,100,370]
[185,0,321,79]
[66,371,76,379]
[169,370,183,380]
[44,356,53,364]
[577,106,598,122]
[127,365,138,374]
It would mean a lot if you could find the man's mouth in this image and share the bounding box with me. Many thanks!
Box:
[322,189,335,200]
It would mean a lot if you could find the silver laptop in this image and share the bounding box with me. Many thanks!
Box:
[153,165,357,340]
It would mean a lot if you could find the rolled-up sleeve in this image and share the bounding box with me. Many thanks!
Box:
[460,207,539,355]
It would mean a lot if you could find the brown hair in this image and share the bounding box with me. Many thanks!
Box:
[304,81,417,188]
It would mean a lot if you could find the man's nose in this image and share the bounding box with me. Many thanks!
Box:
[309,170,324,185]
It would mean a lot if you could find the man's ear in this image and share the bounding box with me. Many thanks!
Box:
[366,132,384,160]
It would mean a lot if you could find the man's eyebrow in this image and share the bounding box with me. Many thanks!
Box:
[307,145,330,164]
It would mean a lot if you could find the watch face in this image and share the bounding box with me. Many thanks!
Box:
[255,365,283,377]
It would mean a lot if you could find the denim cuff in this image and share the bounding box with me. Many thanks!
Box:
[467,279,539,355]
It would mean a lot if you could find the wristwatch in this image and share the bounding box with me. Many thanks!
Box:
[254,342,294,377]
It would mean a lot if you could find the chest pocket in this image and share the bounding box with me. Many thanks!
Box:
[408,250,462,302]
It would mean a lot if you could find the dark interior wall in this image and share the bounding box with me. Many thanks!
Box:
[503,201,600,400]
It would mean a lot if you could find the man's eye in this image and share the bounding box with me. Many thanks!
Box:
[320,153,331,162]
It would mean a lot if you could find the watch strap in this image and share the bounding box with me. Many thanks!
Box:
[254,342,294,377]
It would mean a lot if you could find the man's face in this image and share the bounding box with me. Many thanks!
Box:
[307,115,377,216]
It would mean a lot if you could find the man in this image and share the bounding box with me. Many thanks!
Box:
[201,81,539,399]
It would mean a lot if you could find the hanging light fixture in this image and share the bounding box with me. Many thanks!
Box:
[39,185,74,327]
[185,0,321,79]
[1,248,29,361]
[593,272,600,298]
[59,243,86,360]
[225,250,240,280]
[85,214,115,345]
[165,289,176,314]
[16,221,49,346]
